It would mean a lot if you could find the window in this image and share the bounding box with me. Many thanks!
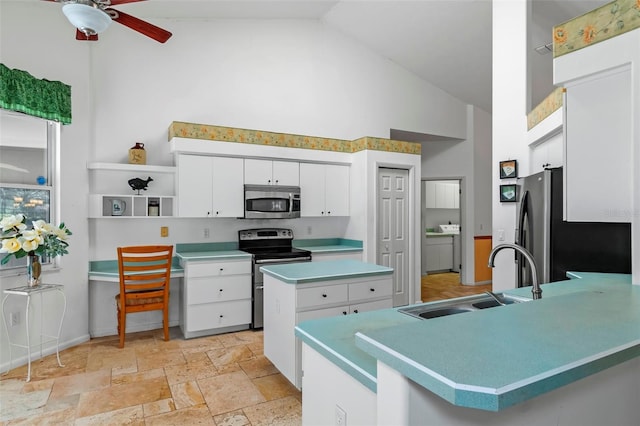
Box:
[0,109,59,270]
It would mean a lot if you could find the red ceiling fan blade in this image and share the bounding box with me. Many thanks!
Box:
[76,29,99,41]
[107,8,172,43]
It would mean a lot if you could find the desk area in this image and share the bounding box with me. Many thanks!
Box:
[2,284,66,382]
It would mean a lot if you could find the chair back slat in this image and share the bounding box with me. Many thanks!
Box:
[118,245,173,296]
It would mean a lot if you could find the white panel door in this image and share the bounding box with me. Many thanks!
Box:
[377,168,409,307]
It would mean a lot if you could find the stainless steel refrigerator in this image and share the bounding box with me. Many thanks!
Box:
[515,167,631,287]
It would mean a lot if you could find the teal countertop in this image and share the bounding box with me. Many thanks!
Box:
[295,273,640,411]
[293,238,363,253]
[260,259,393,284]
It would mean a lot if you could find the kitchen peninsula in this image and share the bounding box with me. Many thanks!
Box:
[296,272,640,425]
[260,259,394,389]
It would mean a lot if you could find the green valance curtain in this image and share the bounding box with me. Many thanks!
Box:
[0,63,72,124]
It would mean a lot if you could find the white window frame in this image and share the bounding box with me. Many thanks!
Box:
[0,109,61,276]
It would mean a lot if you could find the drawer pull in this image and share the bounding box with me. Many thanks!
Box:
[353,309,359,314]
[219,289,223,292]
[322,294,327,298]
[219,315,224,318]
[370,288,375,292]
[342,311,348,315]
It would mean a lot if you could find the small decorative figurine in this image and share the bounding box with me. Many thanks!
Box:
[128,176,153,195]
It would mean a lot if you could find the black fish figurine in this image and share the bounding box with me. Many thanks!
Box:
[128,176,153,195]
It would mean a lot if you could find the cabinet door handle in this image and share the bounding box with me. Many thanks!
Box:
[219,288,223,292]
[370,288,375,292]
[322,294,327,298]
[353,309,359,314]
[342,311,348,315]
[219,315,224,318]
[327,211,331,215]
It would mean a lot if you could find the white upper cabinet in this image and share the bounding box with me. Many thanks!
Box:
[300,163,349,217]
[563,67,631,222]
[244,159,299,186]
[425,181,459,209]
[177,155,244,218]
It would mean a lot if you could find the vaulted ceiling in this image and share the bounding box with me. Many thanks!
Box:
[8,0,608,112]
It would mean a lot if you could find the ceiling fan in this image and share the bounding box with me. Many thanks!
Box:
[43,0,172,43]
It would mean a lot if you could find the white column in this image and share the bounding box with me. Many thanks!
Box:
[491,0,531,291]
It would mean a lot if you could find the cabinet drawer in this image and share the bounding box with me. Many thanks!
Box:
[297,284,348,309]
[349,299,392,314]
[186,299,251,332]
[297,305,349,323]
[349,279,392,301]
[186,260,250,278]
[186,275,250,305]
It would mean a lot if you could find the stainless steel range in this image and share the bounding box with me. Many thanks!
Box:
[238,228,312,329]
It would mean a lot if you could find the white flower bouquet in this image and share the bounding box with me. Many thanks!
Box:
[0,214,72,265]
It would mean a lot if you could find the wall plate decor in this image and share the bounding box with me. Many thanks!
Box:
[499,160,518,179]
[500,184,517,202]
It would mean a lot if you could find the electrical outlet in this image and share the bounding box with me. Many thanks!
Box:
[335,405,346,426]
[160,226,169,237]
[204,228,210,238]
[9,312,19,327]
[498,229,505,241]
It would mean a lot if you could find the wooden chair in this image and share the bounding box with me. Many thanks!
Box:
[116,245,173,348]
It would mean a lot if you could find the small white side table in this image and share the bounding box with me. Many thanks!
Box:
[2,284,67,382]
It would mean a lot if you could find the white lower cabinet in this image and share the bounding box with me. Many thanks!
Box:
[425,236,453,272]
[264,274,392,389]
[180,258,252,339]
[302,343,376,426]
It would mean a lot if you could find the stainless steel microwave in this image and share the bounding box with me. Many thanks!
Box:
[244,185,301,219]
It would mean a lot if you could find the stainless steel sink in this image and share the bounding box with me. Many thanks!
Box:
[398,292,528,320]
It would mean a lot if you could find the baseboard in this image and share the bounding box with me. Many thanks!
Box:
[1,333,90,374]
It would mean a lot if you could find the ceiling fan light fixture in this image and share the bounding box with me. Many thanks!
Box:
[62,3,112,36]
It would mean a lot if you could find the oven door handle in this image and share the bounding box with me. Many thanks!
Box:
[255,256,312,264]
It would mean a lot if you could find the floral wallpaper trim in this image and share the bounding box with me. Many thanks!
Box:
[527,87,564,130]
[168,121,421,155]
[553,0,640,58]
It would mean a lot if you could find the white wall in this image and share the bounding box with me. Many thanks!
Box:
[0,1,468,366]
[491,0,531,292]
[0,1,93,367]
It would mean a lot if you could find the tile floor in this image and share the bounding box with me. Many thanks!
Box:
[0,327,301,425]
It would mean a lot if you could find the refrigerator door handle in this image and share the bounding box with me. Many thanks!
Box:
[516,190,530,287]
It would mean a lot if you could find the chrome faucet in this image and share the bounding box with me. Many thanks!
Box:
[488,243,542,300]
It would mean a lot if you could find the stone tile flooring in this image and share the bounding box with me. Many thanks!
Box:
[0,328,301,425]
